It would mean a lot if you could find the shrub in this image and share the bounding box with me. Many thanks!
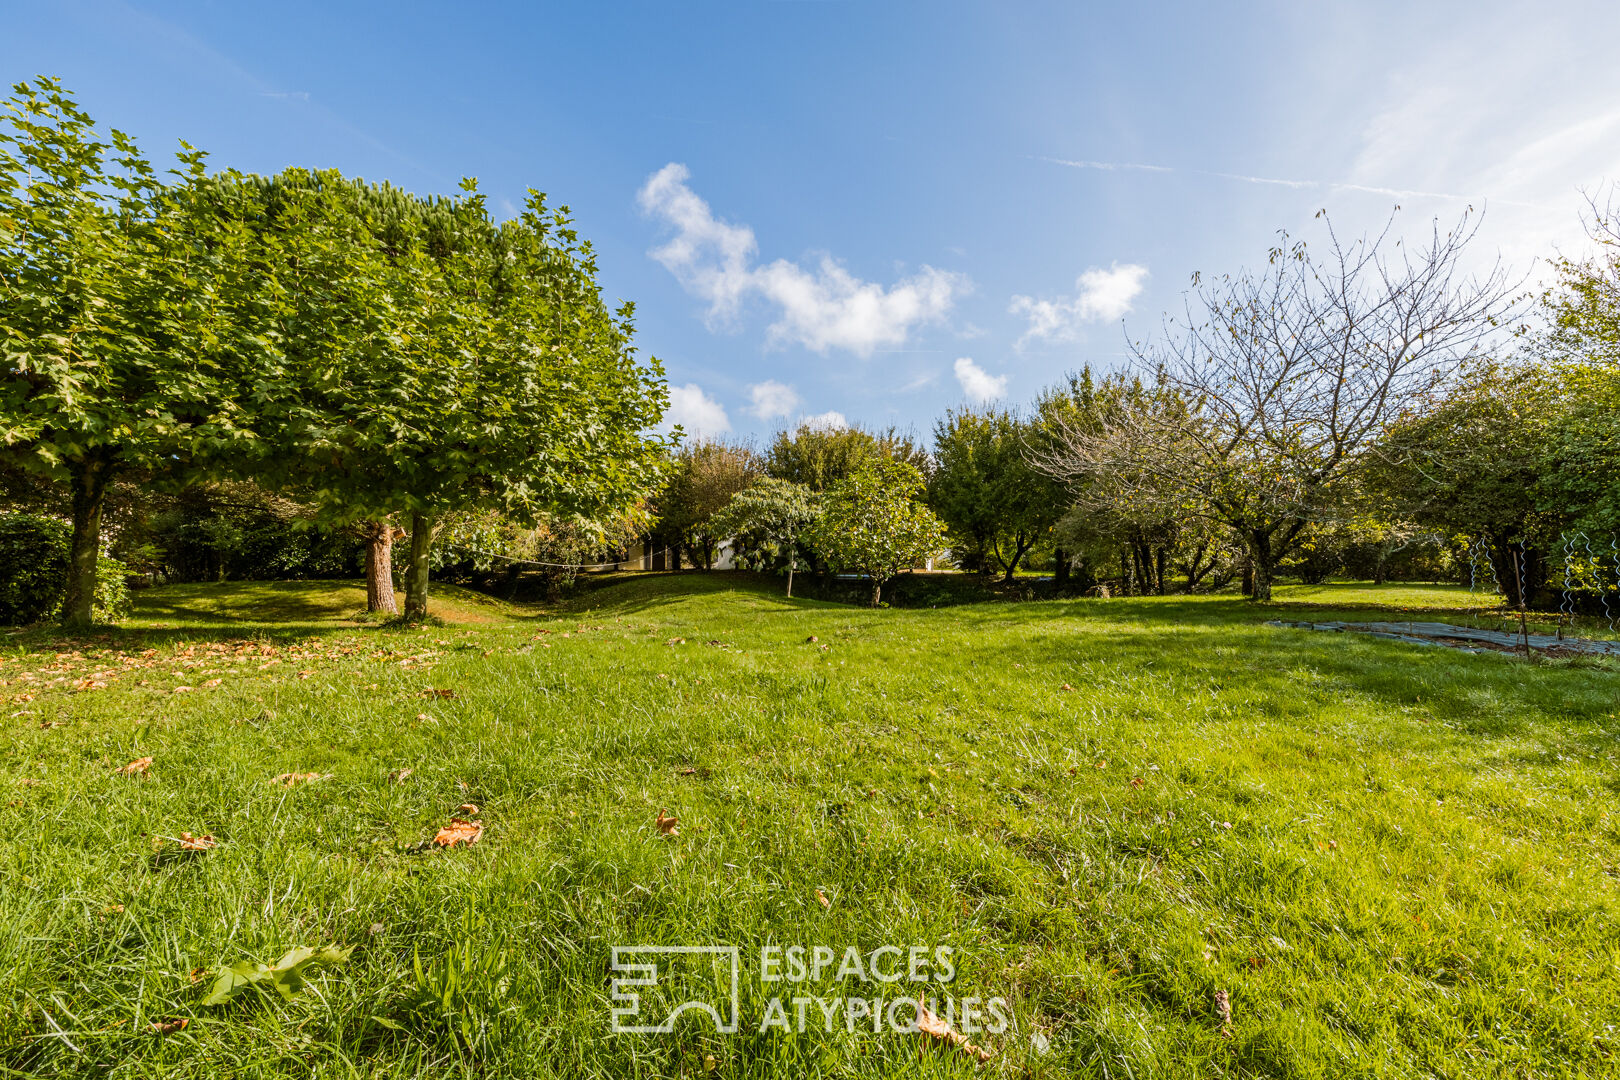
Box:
[94,556,132,621]
[0,514,71,624]
[0,513,132,624]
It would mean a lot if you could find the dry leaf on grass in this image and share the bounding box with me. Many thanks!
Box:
[815,888,831,909]
[201,678,223,688]
[655,809,679,836]
[458,803,479,816]
[116,757,153,776]
[433,818,483,848]
[915,999,993,1062]
[150,1017,189,1035]
[678,766,697,776]
[1129,776,1145,789]
[1060,683,1073,691]
[419,688,455,699]
[388,767,413,784]
[270,772,330,787]
[177,832,217,850]
[1214,988,1232,1035]
[172,686,195,694]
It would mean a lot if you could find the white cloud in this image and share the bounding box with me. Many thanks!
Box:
[953,357,1007,404]
[638,163,969,356]
[800,410,849,432]
[1009,263,1148,346]
[746,379,801,420]
[661,382,730,438]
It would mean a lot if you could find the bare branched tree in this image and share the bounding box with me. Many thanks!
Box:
[1035,208,1518,600]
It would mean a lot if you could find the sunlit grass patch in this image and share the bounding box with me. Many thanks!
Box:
[2,576,1617,1077]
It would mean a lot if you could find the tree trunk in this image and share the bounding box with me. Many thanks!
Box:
[1241,558,1255,597]
[363,520,400,614]
[1155,547,1167,596]
[61,456,113,627]
[1249,531,1275,601]
[403,512,436,622]
[871,578,882,607]
[1053,547,1069,588]
[785,536,795,598]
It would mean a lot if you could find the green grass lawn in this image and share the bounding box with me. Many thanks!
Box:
[3,576,1617,1078]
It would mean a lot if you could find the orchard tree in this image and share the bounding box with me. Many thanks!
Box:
[764,422,929,491]
[713,476,819,596]
[1038,209,1515,600]
[1032,369,1198,593]
[931,406,1061,582]
[805,459,945,606]
[0,79,256,625]
[653,439,760,569]
[1542,187,1620,367]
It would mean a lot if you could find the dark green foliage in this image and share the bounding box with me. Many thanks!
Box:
[141,483,362,583]
[0,512,129,623]
[930,407,1062,581]
[0,513,69,623]
[764,423,928,491]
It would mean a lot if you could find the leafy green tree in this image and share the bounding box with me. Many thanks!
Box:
[1033,369,1200,594]
[229,170,669,620]
[805,459,945,606]
[652,439,760,569]
[713,477,819,596]
[930,407,1061,582]
[0,78,256,625]
[764,423,928,491]
[1371,363,1559,605]
[1542,189,1620,367]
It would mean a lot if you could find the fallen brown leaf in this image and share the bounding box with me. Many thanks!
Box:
[150,1017,188,1035]
[678,767,697,776]
[915,999,992,1062]
[419,688,455,699]
[655,809,679,836]
[389,767,413,784]
[1214,988,1232,1035]
[815,888,831,909]
[433,818,483,848]
[177,832,216,851]
[458,803,480,816]
[116,757,153,776]
[201,678,223,688]
[1129,776,1145,789]
[269,772,329,787]
[1060,683,1073,691]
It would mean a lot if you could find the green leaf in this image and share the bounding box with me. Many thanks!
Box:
[201,944,355,1006]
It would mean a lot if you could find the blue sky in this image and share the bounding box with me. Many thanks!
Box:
[7,1,1620,440]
